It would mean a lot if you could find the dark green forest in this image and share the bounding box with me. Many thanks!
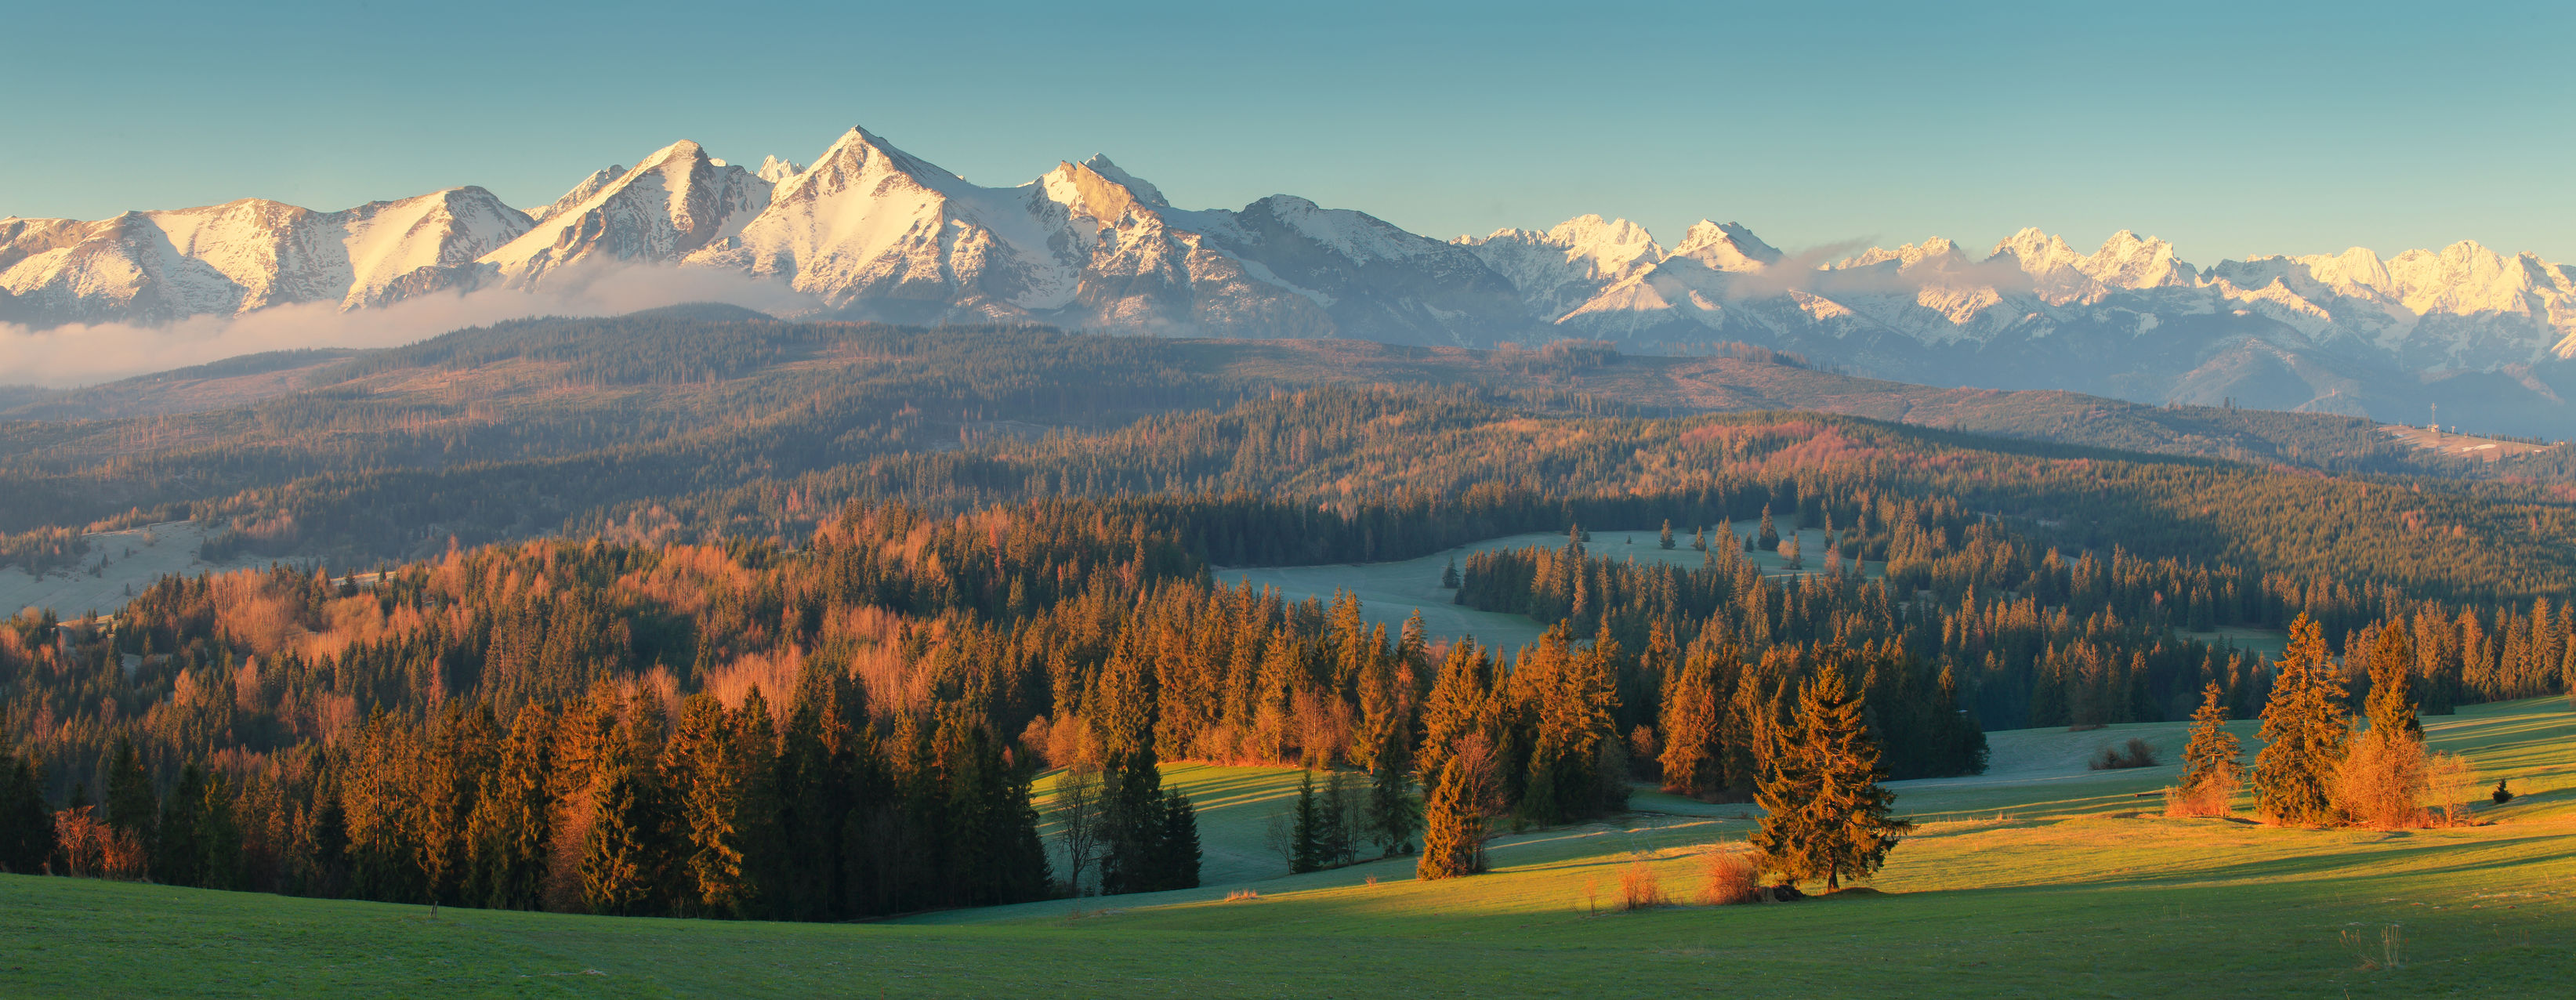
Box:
[2,313,2573,919]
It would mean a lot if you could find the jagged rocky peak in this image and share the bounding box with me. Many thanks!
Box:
[2085,230,2197,289]
[1669,220,1781,271]
[1835,237,1972,273]
[1075,154,1167,207]
[755,155,803,184]
[1037,155,1168,223]
[531,165,629,223]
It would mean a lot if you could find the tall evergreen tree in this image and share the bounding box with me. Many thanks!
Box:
[2253,614,2349,826]
[466,704,555,910]
[153,763,208,887]
[1154,790,1201,890]
[2168,683,2243,815]
[0,738,55,874]
[2364,625,2422,742]
[1658,644,1723,798]
[1365,734,1420,857]
[103,736,156,846]
[666,693,750,917]
[1288,770,1324,874]
[1749,663,1911,891]
[1415,738,1492,880]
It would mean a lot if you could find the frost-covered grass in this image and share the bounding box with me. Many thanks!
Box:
[7,698,2571,998]
[1220,524,1869,654]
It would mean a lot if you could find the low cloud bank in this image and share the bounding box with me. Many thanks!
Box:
[0,265,821,388]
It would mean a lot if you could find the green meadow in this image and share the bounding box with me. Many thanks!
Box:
[1223,523,1871,652]
[5,697,2571,998]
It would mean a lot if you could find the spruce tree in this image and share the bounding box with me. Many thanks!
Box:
[104,736,156,846]
[1750,665,1911,891]
[1099,747,1168,893]
[2169,682,2242,815]
[1155,791,1201,889]
[466,704,555,911]
[1415,741,1490,880]
[154,763,208,887]
[2364,625,2422,742]
[0,741,56,875]
[1288,770,1323,874]
[667,693,750,916]
[1657,647,1721,798]
[1365,729,1420,857]
[2252,614,2348,826]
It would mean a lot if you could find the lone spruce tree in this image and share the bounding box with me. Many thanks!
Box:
[2252,614,2349,826]
[1750,664,1911,890]
[2167,682,2242,816]
[1415,741,1491,880]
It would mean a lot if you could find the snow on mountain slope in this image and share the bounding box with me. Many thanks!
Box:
[685,126,1081,318]
[6,121,2571,431]
[1457,215,1663,320]
[0,188,532,324]
[528,166,625,223]
[483,141,769,288]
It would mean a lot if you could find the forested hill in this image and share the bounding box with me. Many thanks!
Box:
[2,311,2568,579]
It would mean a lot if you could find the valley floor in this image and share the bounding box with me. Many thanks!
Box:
[6,698,2571,998]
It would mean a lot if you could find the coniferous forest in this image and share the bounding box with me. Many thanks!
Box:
[3,314,2574,919]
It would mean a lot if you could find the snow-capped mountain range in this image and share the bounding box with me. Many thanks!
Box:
[5,125,2572,433]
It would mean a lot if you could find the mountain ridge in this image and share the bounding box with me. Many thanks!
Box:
[5,124,2572,433]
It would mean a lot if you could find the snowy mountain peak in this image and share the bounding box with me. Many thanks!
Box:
[2085,230,2197,290]
[1671,220,1780,272]
[1038,158,1166,223]
[1077,155,1167,208]
[530,165,626,223]
[1836,237,1963,269]
[755,156,803,184]
[481,138,770,285]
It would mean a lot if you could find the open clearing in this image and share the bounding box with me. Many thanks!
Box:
[7,697,2570,998]
[2379,424,2558,461]
[1223,523,1872,653]
[0,521,288,621]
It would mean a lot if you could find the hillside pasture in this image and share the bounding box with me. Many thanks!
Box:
[1223,523,1872,652]
[5,697,2570,998]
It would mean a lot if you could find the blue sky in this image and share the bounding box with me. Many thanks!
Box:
[6,0,2571,263]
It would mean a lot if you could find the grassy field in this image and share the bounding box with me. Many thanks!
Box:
[6,697,2571,998]
[1223,523,1871,653]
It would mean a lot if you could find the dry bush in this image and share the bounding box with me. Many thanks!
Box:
[2339,924,2404,969]
[2162,777,2237,818]
[1699,849,1761,905]
[52,806,105,877]
[101,827,150,881]
[2426,752,2479,826]
[1616,861,1672,909]
[2336,735,2430,830]
[2089,737,2158,770]
[697,646,803,724]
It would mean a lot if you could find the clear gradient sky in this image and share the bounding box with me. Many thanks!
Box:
[5,0,2571,263]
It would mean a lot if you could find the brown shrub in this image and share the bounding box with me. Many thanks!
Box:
[2426,752,2479,826]
[2162,777,2235,818]
[2089,737,2159,770]
[1699,849,1761,905]
[2336,734,2430,830]
[1618,861,1667,911]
